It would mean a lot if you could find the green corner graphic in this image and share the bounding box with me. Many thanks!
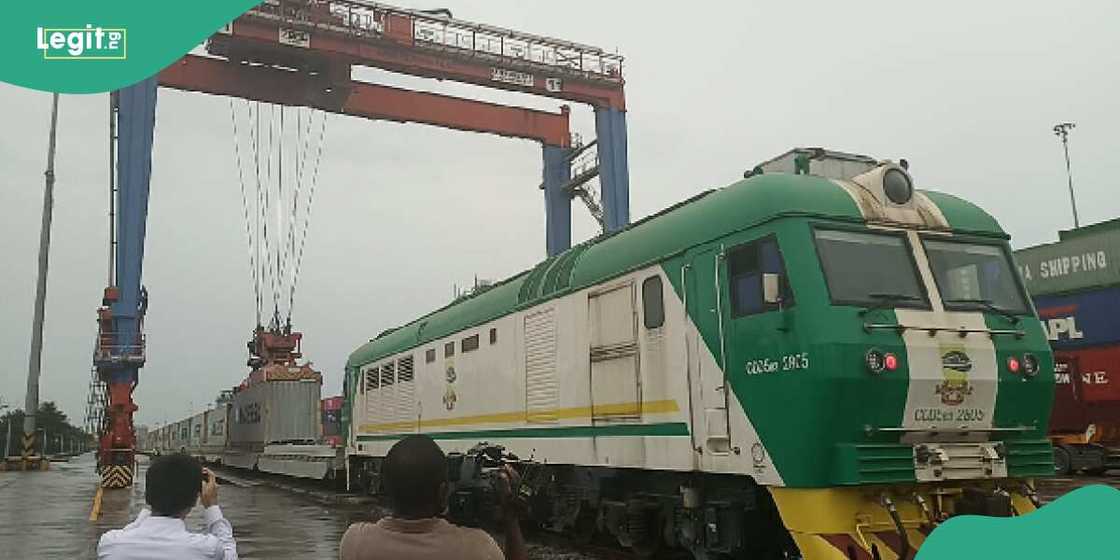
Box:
[917,485,1120,559]
[3,1,261,93]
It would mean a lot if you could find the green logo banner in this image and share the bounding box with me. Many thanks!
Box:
[2,1,261,93]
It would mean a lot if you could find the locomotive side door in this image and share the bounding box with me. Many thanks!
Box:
[685,247,732,453]
[588,282,642,421]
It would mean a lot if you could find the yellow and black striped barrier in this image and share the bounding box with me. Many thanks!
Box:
[11,433,49,471]
[99,464,134,488]
[21,433,35,458]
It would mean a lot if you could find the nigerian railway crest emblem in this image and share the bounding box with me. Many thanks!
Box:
[936,345,974,406]
[443,363,458,410]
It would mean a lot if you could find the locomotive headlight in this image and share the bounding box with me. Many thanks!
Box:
[882,168,914,204]
[1022,353,1040,377]
[866,349,898,374]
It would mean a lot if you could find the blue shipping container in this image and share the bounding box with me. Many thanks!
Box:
[1033,286,1120,349]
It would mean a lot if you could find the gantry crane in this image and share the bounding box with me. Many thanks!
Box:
[91,0,629,488]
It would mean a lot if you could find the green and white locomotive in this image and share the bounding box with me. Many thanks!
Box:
[344,149,1055,559]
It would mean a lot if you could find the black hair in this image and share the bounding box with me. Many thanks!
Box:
[383,435,447,518]
[145,453,203,516]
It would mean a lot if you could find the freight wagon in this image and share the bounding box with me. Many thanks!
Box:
[225,364,324,469]
[1016,218,1120,474]
[345,149,1055,559]
[154,362,344,480]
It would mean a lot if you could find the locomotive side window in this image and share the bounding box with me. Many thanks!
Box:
[729,236,793,316]
[425,348,436,363]
[445,342,455,357]
[490,327,498,345]
[814,229,928,308]
[642,275,665,328]
[462,334,480,352]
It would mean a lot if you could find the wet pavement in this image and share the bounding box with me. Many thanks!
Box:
[0,453,601,559]
[0,453,370,558]
[1,453,1116,559]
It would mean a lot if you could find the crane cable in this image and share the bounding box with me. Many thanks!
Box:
[262,103,279,325]
[229,99,260,327]
[287,109,326,321]
[230,100,327,329]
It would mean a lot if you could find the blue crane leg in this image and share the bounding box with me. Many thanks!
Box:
[542,144,573,256]
[594,107,630,232]
[111,77,158,385]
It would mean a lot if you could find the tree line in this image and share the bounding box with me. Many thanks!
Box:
[0,401,93,457]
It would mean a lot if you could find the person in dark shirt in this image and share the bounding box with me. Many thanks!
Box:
[340,435,527,560]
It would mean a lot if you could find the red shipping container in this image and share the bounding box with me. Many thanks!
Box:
[322,396,344,411]
[1051,346,1120,443]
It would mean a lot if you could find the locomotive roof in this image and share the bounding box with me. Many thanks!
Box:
[347,173,1003,368]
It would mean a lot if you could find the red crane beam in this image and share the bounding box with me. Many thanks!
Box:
[158,54,571,146]
[211,8,626,110]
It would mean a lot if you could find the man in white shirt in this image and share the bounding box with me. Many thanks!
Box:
[98,453,238,560]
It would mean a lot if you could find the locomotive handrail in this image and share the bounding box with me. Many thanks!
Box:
[862,322,1025,339]
[870,426,1034,434]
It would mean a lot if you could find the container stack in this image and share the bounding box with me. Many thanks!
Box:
[1015,217,1120,474]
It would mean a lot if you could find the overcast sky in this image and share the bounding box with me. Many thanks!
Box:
[2,0,1118,427]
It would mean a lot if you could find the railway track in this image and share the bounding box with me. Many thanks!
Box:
[1035,471,1120,504]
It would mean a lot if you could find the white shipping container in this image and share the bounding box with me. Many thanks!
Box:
[189,412,206,449]
[229,378,322,450]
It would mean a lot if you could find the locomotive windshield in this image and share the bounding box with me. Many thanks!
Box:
[923,239,1029,314]
[814,229,928,307]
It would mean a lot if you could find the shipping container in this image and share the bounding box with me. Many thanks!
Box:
[1034,286,1120,349]
[189,412,206,451]
[1015,217,1120,296]
[322,396,343,447]
[228,374,322,451]
[206,405,229,445]
[1054,346,1120,407]
[1048,347,1120,473]
[167,419,190,453]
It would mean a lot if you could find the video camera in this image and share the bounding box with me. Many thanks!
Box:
[445,442,531,527]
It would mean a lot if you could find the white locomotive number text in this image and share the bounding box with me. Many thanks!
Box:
[914,408,986,423]
[745,353,809,375]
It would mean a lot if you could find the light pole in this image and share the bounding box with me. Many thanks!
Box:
[1,402,10,459]
[24,93,61,462]
[1053,122,1080,229]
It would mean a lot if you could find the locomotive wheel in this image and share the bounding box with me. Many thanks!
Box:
[1053,446,1072,476]
[568,504,598,545]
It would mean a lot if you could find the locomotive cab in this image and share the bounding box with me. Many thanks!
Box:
[722,149,1055,557]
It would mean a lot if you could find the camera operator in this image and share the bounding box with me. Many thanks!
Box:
[340,435,527,560]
